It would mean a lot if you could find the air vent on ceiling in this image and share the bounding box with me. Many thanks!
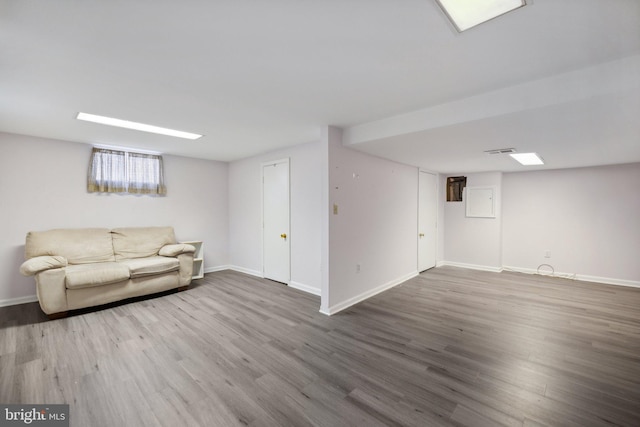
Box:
[484,148,516,155]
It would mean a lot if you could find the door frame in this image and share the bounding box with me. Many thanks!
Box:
[261,158,291,283]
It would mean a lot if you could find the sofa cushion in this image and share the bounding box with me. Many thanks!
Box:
[65,262,130,290]
[111,227,176,260]
[26,228,115,264]
[118,256,180,278]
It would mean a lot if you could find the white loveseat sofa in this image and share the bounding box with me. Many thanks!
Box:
[20,227,195,318]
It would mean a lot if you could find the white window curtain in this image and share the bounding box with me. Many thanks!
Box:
[87,148,127,193]
[127,151,166,195]
[87,147,166,195]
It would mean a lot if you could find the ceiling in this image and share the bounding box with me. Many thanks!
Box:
[1,0,639,173]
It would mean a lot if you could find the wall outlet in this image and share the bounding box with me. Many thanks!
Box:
[356,264,361,273]
[544,250,551,258]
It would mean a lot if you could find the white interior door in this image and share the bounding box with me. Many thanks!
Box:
[262,159,290,284]
[418,171,437,272]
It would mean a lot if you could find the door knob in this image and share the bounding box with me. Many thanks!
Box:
[280,233,287,239]
[419,233,425,238]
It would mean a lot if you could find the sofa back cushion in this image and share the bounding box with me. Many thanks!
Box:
[111,226,176,260]
[25,228,115,264]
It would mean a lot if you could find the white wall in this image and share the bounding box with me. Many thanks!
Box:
[442,172,503,271]
[228,140,323,294]
[324,127,419,314]
[503,163,640,285]
[6,131,636,312]
[0,132,229,305]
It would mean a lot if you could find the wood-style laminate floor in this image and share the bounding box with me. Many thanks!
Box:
[1,267,639,427]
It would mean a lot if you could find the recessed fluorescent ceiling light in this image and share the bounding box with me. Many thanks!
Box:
[436,0,526,32]
[76,112,202,140]
[509,152,544,166]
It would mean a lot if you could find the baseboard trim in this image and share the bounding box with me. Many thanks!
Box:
[0,295,38,308]
[225,267,321,296]
[227,265,263,278]
[288,281,321,296]
[320,270,419,316]
[204,265,231,274]
[576,274,640,289]
[439,261,503,273]
[502,265,640,289]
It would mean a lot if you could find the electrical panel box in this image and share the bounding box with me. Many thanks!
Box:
[465,187,496,218]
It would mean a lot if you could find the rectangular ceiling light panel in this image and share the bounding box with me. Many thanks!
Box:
[437,0,526,32]
[509,152,544,166]
[77,112,202,140]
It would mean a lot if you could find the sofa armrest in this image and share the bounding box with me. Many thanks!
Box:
[176,253,195,286]
[20,256,67,276]
[35,268,68,314]
[159,243,195,257]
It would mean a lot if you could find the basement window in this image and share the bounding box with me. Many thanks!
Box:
[87,147,166,195]
[446,176,466,202]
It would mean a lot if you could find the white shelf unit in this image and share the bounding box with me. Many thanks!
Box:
[182,241,204,279]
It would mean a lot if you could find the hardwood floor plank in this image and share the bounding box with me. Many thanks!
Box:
[1,266,639,426]
[451,404,514,427]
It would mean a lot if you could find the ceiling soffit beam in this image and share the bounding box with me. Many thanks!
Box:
[343,54,640,146]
